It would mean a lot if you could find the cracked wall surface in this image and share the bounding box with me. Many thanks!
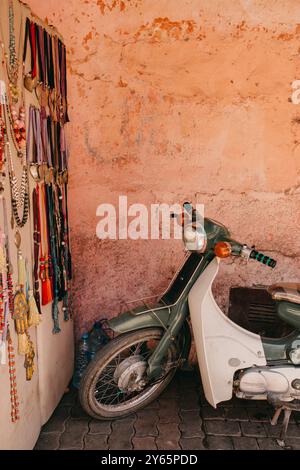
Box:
[26,0,300,335]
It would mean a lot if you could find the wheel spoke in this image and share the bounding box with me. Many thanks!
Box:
[91,333,175,409]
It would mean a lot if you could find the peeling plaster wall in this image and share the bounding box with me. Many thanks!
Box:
[26,0,300,335]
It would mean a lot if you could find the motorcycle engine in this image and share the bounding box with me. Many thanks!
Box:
[236,367,300,402]
[238,368,289,395]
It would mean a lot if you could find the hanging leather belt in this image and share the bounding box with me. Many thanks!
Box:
[32,185,41,314]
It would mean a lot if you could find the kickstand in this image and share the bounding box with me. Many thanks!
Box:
[271,407,292,448]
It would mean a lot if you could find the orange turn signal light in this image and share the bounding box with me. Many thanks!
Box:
[214,241,232,258]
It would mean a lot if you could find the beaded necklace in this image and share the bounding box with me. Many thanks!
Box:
[4,111,29,228]
[0,2,26,155]
[0,84,29,228]
[7,0,19,103]
[0,194,20,422]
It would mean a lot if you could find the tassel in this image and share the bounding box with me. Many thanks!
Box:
[0,340,6,365]
[18,332,29,356]
[41,278,53,306]
[28,291,41,327]
[52,298,61,334]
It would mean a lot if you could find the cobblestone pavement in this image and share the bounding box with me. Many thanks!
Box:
[35,369,300,451]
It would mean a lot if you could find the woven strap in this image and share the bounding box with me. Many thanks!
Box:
[32,186,41,313]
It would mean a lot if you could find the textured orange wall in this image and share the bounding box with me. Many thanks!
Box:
[26,0,300,335]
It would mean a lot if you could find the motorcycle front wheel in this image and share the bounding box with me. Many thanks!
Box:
[79,327,179,420]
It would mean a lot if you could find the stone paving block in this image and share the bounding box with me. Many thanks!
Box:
[158,397,179,411]
[35,432,60,450]
[179,410,204,438]
[247,407,273,423]
[70,402,90,420]
[233,437,259,450]
[109,419,135,450]
[156,423,181,450]
[164,380,180,398]
[84,434,108,450]
[292,412,300,424]
[257,438,284,450]
[158,397,180,423]
[59,388,78,407]
[240,422,267,438]
[144,400,160,410]
[108,432,133,450]
[205,436,233,450]
[60,419,89,450]
[135,409,159,437]
[179,390,200,411]
[224,407,248,422]
[264,423,300,439]
[180,438,206,450]
[42,406,71,433]
[89,419,112,435]
[223,397,255,408]
[202,406,225,421]
[158,405,180,424]
[284,438,300,450]
[205,420,241,437]
[132,437,157,450]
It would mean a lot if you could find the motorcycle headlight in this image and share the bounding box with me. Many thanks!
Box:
[183,224,207,252]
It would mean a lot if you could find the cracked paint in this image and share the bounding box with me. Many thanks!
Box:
[26,0,300,336]
[134,17,197,42]
[96,0,140,15]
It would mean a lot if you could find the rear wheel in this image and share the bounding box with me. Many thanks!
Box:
[79,328,179,420]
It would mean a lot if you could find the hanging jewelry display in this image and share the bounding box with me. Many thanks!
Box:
[0,1,26,155]
[0,194,20,422]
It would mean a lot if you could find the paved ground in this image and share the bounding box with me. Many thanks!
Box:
[35,368,300,451]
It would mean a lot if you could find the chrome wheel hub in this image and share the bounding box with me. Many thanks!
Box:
[114,356,147,393]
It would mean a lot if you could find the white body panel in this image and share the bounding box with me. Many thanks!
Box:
[188,258,267,407]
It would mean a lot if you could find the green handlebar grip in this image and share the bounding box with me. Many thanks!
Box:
[250,250,277,269]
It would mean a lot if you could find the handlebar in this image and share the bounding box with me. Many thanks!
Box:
[249,249,277,269]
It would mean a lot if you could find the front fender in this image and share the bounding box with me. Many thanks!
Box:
[108,307,170,334]
[108,308,192,365]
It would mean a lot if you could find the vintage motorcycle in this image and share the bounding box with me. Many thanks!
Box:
[80,204,300,443]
